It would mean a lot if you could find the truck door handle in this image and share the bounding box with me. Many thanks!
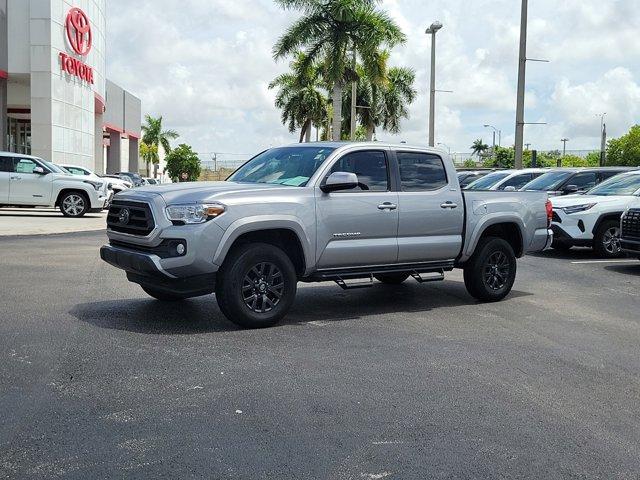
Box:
[10,176,21,180]
[441,201,458,209]
[378,202,397,210]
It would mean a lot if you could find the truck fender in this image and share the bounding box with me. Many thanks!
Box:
[212,215,314,274]
[462,213,526,260]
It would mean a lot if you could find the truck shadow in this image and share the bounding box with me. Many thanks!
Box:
[70,281,532,334]
[604,263,640,276]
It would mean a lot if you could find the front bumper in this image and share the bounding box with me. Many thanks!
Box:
[100,244,216,297]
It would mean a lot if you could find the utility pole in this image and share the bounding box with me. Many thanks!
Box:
[514,0,528,170]
[597,113,607,166]
[560,138,568,167]
[426,21,443,147]
[525,143,531,150]
[350,48,357,141]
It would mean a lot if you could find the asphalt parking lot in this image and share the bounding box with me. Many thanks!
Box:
[1,231,639,479]
[0,208,107,236]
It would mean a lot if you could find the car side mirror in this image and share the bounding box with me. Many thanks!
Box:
[503,186,517,192]
[32,166,46,175]
[321,171,359,193]
[563,184,579,194]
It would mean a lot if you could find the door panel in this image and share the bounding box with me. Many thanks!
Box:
[315,150,399,268]
[9,158,53,205]
[395,152,464,262]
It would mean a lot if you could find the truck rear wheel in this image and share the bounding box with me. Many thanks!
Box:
[463,237,517,302]
[215,243,297,328]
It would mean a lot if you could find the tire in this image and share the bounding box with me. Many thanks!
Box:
[463,237,517,302]
[593,219,623,258]
[141,286,187,302]
[215,243,297,328]
[59,191,89,217]
[375,273,410,284]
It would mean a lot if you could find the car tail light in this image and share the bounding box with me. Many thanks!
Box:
[546,199,553,227]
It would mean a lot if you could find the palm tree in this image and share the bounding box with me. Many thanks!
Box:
[470,139,489,157]
[269,52,328,142]
[141,115,179,157]
[343,54,416,141]
[139,141,159,177]
[273,0,405,141]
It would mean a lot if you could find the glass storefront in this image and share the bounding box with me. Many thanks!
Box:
[6,117,31,154]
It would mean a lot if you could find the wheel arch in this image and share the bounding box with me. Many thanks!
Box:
[591,212,624,235]
[55,188,90,207]
[468,220,525,259]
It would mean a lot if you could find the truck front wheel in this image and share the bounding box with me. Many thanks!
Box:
[463,237,517,302]
[215,243,297,328]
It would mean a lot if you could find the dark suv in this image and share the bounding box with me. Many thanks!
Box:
[520,167,635,196]
[116,171,144,187]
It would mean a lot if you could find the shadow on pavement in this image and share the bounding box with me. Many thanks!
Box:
[71,280,533,334]
[604,263,640,276]
[529,247,597,260]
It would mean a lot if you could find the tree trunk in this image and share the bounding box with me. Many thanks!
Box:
[299,119,312,143]
[146,161,150,177]
[366,122,375,141]
[331,83,343,141]
[305,122,312,142]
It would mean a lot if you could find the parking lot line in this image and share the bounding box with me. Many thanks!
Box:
[570,259,639,264]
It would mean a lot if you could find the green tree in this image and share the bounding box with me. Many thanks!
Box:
[269,52,328,142]
[606,125,640,166]
[273,0,405,141]
[165,144,201,182]
[139,141,159,177]
[585,151,602,166]
[470,139,489,157]
[463,158,477,168]
[141,114,179,156]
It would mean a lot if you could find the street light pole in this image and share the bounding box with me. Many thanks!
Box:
[426,21,442,147]
[597,113,606,166]
[560,138,568,167]
[437,142,451,155]
[484,124,500,155]
[350,48,357,141]
[514,0,528,170]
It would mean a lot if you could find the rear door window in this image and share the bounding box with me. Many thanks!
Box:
[397,152,447,191]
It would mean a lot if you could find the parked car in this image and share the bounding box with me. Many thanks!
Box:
[550,170,640,257]
[620,201,640,259]
[457,170,490,188]
[143,177,159,185]
[520,167,634,196]
[58,164,131,194]
[101,142,552,328]
[116,171,144,187]
[0,152,111,217]
[465,168,548,191]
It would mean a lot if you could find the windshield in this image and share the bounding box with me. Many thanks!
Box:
[42,161,67,174]
[521,171,574,191]
[465,171,510,190]
[586,173,640,196]
[228,146,336,186]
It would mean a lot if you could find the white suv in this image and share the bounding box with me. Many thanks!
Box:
[59,163,132,194]
[0,152,112,217]
[550,170,640,257]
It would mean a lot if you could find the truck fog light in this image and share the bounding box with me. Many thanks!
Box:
[176,243,186,255]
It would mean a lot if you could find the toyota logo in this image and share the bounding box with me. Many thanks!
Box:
[118,208,130,225]
[66,7,92,56]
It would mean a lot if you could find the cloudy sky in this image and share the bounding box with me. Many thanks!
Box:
[106,0,640,159]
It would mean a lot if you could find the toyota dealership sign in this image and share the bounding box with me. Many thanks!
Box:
[59,7,94,84]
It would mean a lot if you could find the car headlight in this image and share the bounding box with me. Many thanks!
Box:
[83,180,104,191]
[165,203,226,224]
[562,203,597,214]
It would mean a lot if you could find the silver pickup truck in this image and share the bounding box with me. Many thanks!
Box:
[101,143,553,328]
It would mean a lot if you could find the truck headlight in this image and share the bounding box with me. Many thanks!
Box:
[562,203,597,214]
[165,203,226,224]
[83,180,104,191]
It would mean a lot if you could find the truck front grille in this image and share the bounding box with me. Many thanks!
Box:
[107,200,155,236]
[621,209,640,240]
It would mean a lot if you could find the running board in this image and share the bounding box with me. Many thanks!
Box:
[310,260,455,282]
[335,275,374,290]
[411,270,445,283]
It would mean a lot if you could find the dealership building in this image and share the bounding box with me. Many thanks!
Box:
[0,0,141,174]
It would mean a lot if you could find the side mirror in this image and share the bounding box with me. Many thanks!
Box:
[503,186,517,192]
[563,184,579,194]
[321,171,359,193]
[33,166,46,175]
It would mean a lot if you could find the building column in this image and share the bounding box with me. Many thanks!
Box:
[0,78,6,151]
[106,130,121,174]
[128,137,139,175]
[94,114,104,173]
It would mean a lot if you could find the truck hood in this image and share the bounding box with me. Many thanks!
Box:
[122,181,301,205]
[551,194,636,208]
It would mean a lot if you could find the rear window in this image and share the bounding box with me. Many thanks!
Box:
[397,152,447,191]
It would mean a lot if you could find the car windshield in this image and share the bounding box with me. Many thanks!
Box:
[465,171,510,190]
[228,146,336,186]
[43,161,67,174]
[521,171,574,191]
[586,173,640,196]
